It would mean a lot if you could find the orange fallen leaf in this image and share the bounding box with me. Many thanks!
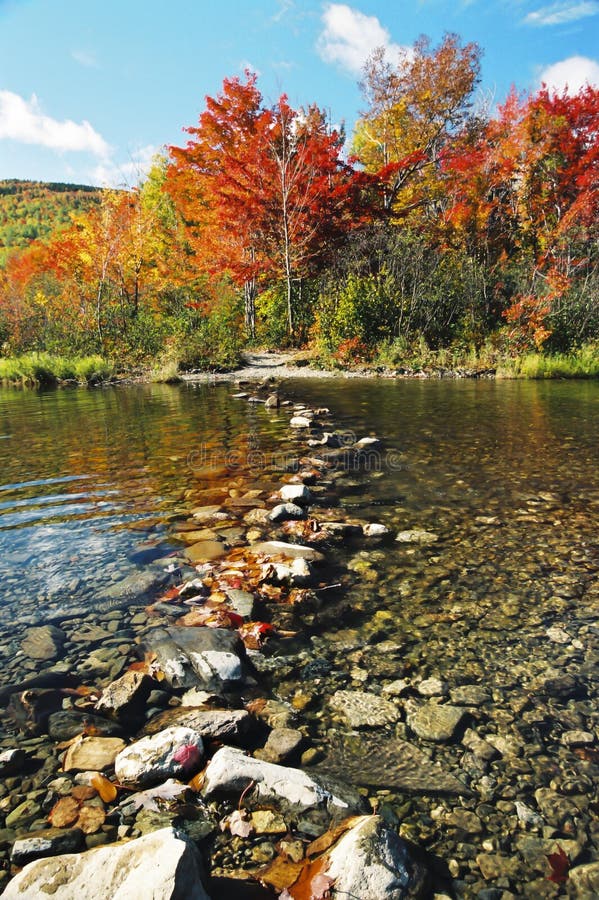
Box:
[91,773,118,803]
[48,796,81,828]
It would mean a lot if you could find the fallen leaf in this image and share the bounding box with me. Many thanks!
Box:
[547,846,570,884]
[127,779,189,812]
[76,805,106,834]
[188,769,207,793]
[228,808,253,838]
[48,796,81,828]
[91,773,118,803]
[306,816,365,858]
[259,856,305,892]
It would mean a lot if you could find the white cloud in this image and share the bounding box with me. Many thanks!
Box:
[317,3,409,75]
[539,55,599,91]
[524,1,599,25]
[92,144,159,188]
[0,90,110,156]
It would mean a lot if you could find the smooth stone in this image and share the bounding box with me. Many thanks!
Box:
[11,828,84,866]
[48,711,123,741]
[183,540,226,563]
[142,708,253,744]
[96,570,168,607]
[224,588,255,619]
[250,540,325,562]
[279,484,312,505]
[407,702,465,742]
[189,505,223,520]
[354,437,382,451]
[396,530,439,544]
[115,726,204,787]
[561,730,595,747]
[202,746,363,822]
[569,861,599,895]
[330,690,401,728]
[140,626,245,691]
[250,809,287,834]
[417,678,449,697]
[95,670,154,723]
[264,394,280,408]
[269,503,306,523]
[20,625,65,661]
[290,416,312,427]
[254,727,304,764]
[3,827,209,899]
[0,748,26,776]
[5,798,41,829]
[63,736,127,772]
[450,685,491,707]
[362,523,390,537]
[323,815,425,899]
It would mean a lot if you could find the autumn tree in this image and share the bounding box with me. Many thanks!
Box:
[354,33,481,217]
[167,73,363,340]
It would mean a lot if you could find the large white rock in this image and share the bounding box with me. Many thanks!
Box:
[115,726,204,787]
[279,484,312,504]
[202,746,354,819]
[3,827,209,899]
[324,815,425,899]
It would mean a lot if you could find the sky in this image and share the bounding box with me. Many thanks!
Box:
[0,0,598,187]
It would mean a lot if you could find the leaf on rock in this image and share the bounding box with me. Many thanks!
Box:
[306,816,366,857]
[48,796,81,828]
[188,768,207,793]
[128,779,189,812]
[259,856,305,892]
[547,845,570,884]
[91,773,118,803]
[227,808,253,838]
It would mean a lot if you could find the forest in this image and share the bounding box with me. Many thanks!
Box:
[0,34,598,376]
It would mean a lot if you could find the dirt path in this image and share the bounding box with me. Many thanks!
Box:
[183,350,344,382]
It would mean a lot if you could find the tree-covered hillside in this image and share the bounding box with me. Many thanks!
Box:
[0,180,100,264]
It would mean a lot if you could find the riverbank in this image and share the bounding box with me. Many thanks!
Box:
[1,342,598,388]
[0,376,597,897]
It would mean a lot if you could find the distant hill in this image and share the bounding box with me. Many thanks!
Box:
[0,179,102,265]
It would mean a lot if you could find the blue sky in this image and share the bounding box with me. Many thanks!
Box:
[0,0,598,187]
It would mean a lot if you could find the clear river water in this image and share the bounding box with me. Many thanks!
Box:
[0,377,597,895]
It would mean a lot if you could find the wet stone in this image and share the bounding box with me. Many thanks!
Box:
[142,707,254,744]
[0,748,26,777]
[20,625,65,661]
[95,670,154,724]
[47,711,124,741]
[407,702,466,742]
[329,690,401,728]
[254,727,304,764]
[450,684,491,706]
[10,828,85,866]
[115,726,204,787]
[417,677,449,697]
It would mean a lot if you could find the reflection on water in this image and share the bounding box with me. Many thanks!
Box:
[0,383,289,617]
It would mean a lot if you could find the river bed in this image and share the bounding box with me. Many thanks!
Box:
[0,378,597,897]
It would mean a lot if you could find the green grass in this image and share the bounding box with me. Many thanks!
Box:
[0,353,115,386]
[497,344,599,379]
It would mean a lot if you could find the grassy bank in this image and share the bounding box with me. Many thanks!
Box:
[497,345,599,379]
[0,353,115,386]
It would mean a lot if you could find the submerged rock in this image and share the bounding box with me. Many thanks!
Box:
[330,690,401,728]
[140,626,246,691]
[142,707,254,744]
[406,702,465,742]
[269,502,306,523]
[10,828,84,867]
[3,827,209,899]
[95,670,154,724]
[20,625,65,661]
[395,530,439,544]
